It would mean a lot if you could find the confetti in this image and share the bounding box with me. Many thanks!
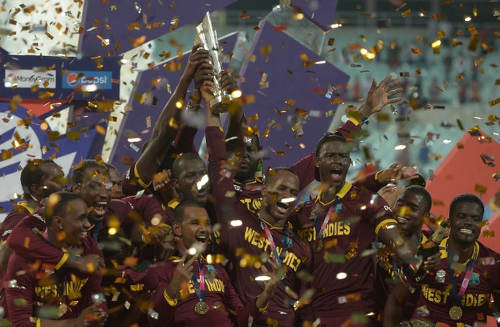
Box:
[489,98,500,106]
[401,9,411,18]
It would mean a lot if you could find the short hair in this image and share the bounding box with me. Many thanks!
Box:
[20,159,56,191]
[45,191,84,225]
[449,193,484,219]
[315,132,347,157]
[264,167,298,185]
[404,185,432,213]
[72,160,106,185]
[173,200,206,223]
[171,153,203,179]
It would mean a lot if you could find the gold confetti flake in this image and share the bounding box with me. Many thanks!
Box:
[401,9,411,18]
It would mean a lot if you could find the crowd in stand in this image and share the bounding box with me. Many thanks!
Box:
[0,45,498,327]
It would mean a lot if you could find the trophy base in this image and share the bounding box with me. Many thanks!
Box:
[210,94,233,114]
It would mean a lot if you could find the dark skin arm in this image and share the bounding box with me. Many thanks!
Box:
[220,71,244,141]
[383,282,411,327]
[136,46,212,185]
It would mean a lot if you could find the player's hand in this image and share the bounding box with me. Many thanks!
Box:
[256,260,281,309]
[219,71,238,93]
[377,184,401,208]
[167,255,197,298]
[359,75,403,117]
[181,45,211,83]
[377,163,419,184]
[423,251,441,271]
[194,62,215,91]
[78,303,107,327]
[201,80,216,105]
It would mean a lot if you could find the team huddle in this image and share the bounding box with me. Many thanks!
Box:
[0,46,498,327]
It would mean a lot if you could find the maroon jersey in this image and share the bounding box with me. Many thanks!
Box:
[206,126,312,326]
[7,197,167,269]
[150,257,258,327]
[409,238,500,326]
[0,202,35,242]
[4,235,103,327]
[230,119,382,218]
[291,182,395,319]
[375,232,431,321]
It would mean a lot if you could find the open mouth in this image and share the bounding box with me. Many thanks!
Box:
[196,175,209,191]
[330,168,344,182]
[195,234,209,243]
[459,228,473,235]
[93,201,108,216]
[276,201,290,214]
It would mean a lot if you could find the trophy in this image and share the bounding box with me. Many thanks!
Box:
[195,12,234,114]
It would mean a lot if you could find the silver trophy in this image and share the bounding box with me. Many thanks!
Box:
[195,12,233,114]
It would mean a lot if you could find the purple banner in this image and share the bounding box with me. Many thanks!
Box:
[239,21,349,169]
[79,0,236,57]
[291,0,339,31]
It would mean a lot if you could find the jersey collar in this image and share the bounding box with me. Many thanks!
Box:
[15,201,36,214]
[316,182,352,206]
[439,237,480,261]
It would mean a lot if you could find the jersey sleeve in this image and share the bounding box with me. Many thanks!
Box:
[122,162,153,197]
[6,215,69,270]
[4,256,36,327]
[205,126,240,224]
[368,194,397,236]
[353,171,387,194]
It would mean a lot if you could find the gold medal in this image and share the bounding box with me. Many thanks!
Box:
[449,305,463,320]
[194,301,209,315]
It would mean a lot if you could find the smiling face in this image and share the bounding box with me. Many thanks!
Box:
[315,140,351,189]
[177,205,211,252]
[75,167,111,222]
[58,198,91,246]
[394,190,428,235]
[450,201,483,245]
[262,169,299,222]
[174,158,209,205]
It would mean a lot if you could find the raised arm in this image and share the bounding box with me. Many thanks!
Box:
[135,46,212,186]
[7,215,104,275]
[292,75,403,191]
[203,81,241,223]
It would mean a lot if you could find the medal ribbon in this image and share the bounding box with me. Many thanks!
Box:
[447,243,478,305]
[192,261,206,302]
[260,221,291,267]
[314,198,339,240]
